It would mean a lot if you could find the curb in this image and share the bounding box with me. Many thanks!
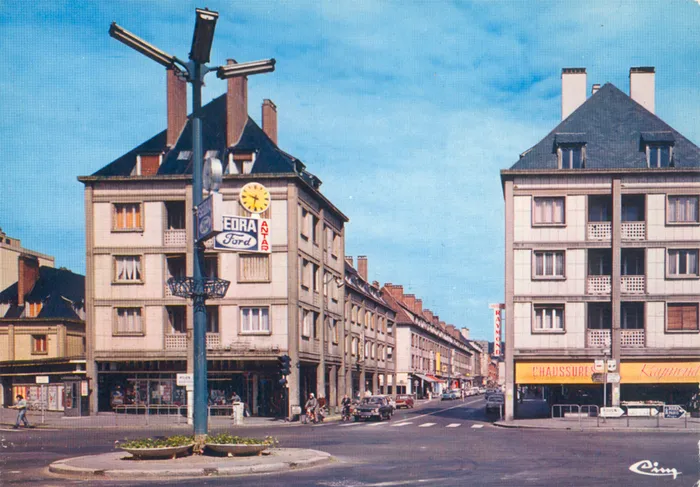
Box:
[48,449,332,479]
[493,421,700,433]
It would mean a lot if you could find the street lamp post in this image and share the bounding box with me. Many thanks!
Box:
[110,8,275,439]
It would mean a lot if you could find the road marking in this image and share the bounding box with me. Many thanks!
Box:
[366,421,388,427]
[391,422,412,427]
[419,422,436,428]
[471,424,484,429]
[404,397,483,422]
[446,423,461,428]
[338,422,362,427]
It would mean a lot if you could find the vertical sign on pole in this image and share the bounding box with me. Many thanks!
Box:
[489,304,505,357]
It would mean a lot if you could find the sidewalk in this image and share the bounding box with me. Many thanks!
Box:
[493,399,700,432]
[48,447,333,479]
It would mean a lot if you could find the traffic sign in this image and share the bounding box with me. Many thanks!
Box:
[607,359,617,372]
[600,406,625,418]
[663,405,686,419]
[607,373,620,383]
[593,360,604,373]
[591,373,605,383]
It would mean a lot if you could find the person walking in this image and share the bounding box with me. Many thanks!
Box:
[11,394,30,429]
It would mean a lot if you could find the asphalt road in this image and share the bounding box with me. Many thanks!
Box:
[3,396,700,486]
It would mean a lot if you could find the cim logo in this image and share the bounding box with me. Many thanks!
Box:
[629,460,681,480]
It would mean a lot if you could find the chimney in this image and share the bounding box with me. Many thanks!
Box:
[226,59,248,147]
[345,256,353,267]
[460,327,470,340]
[166,67,188,148]
[357,256,368,281]
[561,68,587,120]
[262,99,278,144]
[385,284,404,300]
[403,294,416,311]
[17,255,40,307]
[630,67,655,114]
[591,83,601,96]
[414,298,423,315]
[424,309,434,322]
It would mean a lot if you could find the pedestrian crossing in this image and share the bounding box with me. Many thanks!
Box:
[330,420,487,430]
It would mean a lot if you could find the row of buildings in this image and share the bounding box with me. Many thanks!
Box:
[502,67,700,419]
[0,67,496,416]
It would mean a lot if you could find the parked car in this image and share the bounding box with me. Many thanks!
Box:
[441,390,459,401]
[394,394,415,409]
[353,396,393,421]
[478,387,486,394]
[485,393,505,414]
[469,387,480,396]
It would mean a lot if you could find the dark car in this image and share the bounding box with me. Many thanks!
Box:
[353,396,393,421]
[394,394,415,409]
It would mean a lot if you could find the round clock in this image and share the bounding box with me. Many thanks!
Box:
[203,157,223,192]
[239,182,270,214]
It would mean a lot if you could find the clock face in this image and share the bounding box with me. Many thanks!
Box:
[240,182,270,214]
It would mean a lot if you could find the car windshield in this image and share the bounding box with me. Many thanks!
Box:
[363,397,383,405]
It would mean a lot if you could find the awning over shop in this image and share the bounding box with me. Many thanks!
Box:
[412,373,437,383]
[426,374,445,384]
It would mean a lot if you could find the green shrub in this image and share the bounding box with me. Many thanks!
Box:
[118,435,195,449]
[206,433,278,447]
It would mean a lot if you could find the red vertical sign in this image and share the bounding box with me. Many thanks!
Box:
[494,309,502,357]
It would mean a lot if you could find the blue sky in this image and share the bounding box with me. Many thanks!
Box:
[3,1,700,341]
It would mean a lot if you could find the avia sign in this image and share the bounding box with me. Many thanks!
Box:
[214,216,271,253]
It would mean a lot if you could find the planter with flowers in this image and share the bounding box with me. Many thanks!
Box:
[116,435,195,460]
[204,434,278,457]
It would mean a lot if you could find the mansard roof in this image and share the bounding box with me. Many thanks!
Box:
[0,267,84,320]
[509,83,700,170]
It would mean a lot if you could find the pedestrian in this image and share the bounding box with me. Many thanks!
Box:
[11,394,30,429]
[304,393,318,423]
[364,389,371,399]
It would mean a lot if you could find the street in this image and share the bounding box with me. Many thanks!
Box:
[3,397,700,486]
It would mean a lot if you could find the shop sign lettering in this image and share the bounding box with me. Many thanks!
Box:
[214,216,271,253]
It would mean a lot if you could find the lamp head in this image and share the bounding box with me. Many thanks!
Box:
[109,22,177,68]
[190,8,219,63]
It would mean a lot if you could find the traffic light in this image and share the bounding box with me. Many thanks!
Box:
[278,355,292,377]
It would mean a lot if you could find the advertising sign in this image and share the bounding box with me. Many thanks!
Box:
[490,304,505,357]
[213,215,271,253]
[36,376,49,384]
[517,361,700,385]
[516,362,596,384]
[176,373,194,388]
[196,192,223,242]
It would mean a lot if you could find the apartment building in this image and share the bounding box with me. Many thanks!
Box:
[382,284,472,397]
[0,255,85,411]
[501,67,700,420]
[78,67,347,417]
[0,229,54,292]
[343,256,397,399]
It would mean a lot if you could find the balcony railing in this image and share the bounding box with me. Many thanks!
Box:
[164,229,186,246]
[621,221,646,240]
[621,275,645,294]
[165,333,187,350]
[206,333,220,349]
[587,275,611,294]
[587,329,645,348]
[620,329,645,348]
[587,222,611,240]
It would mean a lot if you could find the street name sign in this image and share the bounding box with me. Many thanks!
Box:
[176,373,194,388]
[607,372,620,383]
[663,405,686,419]
[600,406,625,418]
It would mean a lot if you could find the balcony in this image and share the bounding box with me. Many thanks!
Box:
[587,222,611,241]
[586,329,645,348]
[206,333,220,349]
[621,275,645,294]
[165,333,187,350]
[587,275,611,294]
[621,221,646,240]
[164,229,186,246]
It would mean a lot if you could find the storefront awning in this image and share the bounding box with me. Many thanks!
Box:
[426,374,445,384]
[412,373,436,383]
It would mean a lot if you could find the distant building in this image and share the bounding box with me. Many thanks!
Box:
[0,229,54,292]
[501,67,700,420]
[0,255,85,411]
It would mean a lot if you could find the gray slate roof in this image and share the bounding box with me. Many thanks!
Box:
[510,83,700,170]
[93,94,321,188]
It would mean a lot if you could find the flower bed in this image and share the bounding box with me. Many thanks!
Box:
[204,434,278,457]
[116,436,195,460]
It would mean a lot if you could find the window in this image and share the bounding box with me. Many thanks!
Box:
[668,196,699,224]
[239,254,270,282]
[534,251,565,278]
[588,196,611,222]
[533,305,564,331]
[351,305,358,324]
[588,249,612,276]
[387,321,394,336]
[365,341,370,359]
[166,306,187,334]
[387,347,393,360]
[301,308,311,338]
[559,145,584,169]
[621,250,645,276]
[312,264,320,293]
[300,208,310,240]
[204,255,218,278]
[647,144,672,168]
[301,259,311,289]
[241,307,270,333]
[313,311,319,339]
[621,303,644,329]
[114,255,142,283]
[32,335,47,354]
[351,337,358,356]
[136,154,160,176]
[113,203,142,231]
[533,197,565,225]
[312,214,319,245]
[667,249,699,277]
[206,306,219,333]
[26,302,42,318]
[115,307,143,335]
[165,201,185,229]
[330,318,339,344]
[667,303,699,332]
[332,233,340,257]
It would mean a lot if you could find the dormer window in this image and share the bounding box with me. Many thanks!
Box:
[227,152,255,174]
[641,132,674,168]
[558,145,585,168]
[554,133,586,169]
[133,154,161,176]
[647,144,673,168]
